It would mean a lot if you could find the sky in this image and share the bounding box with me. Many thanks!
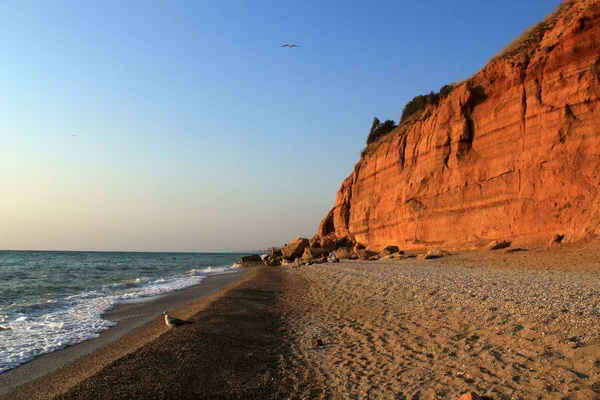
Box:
[0,0,562,252]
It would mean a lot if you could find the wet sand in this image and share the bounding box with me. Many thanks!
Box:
[0,270,246,398]
[2,266,316,400]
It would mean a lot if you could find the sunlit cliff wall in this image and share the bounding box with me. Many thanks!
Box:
[318,0,600,250]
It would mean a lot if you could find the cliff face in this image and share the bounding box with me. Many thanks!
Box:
[319,0,600,250]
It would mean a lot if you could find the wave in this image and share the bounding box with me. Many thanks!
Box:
[6,299,71,314]
[0,263,237,373]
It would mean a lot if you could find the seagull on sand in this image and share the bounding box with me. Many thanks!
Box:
[162,311,194,328]
[282,44,299,48]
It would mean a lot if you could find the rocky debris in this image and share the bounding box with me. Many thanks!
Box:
[302,247,329,261]
[271,249,283,258]
[416,248,450,260]
[309,238,321,248]
[334,247,356,259]
[355,249,379,261]
[549,233,565,246]
[427,248,450,257]
[487,240,512,251]
[311,338,323,348]
[282,238,310,260]
[379,245,401,257]
[263,256,282,266]
[393,253,412,259]
[236,254,264,267]
[379,252,411,261]
[280,258,295,266]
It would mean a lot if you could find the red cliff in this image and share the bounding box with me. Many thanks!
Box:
[318,0,600,250]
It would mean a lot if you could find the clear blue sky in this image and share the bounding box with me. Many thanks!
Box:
[0,0,562,252]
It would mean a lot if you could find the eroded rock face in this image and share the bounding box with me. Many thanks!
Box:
[318,0,600,250]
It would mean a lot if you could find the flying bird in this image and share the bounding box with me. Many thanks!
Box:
[282,44,299,48]
[162,311,194,328]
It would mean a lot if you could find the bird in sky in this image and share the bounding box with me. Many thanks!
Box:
[162,311,194,328]
[282,44,299,48]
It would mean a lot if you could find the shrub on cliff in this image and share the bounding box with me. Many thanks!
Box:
[400,94,427,123]
[366,118,396,145]
[439,84,454,99]
[362,83,457,154]
[400,85,456,123]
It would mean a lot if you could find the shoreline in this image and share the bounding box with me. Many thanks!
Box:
[2,242,599,399]
[0,269,246,398]
[3,266,299,400]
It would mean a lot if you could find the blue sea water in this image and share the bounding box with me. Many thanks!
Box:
[0,250,247,373]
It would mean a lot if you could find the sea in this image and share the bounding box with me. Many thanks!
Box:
[0,250,250,374]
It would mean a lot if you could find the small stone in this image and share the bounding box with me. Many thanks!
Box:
[459,392,480,400]
[487,239,511,250]
[548,233,565,246]
[426,248,450,258]
[312,338,323,348]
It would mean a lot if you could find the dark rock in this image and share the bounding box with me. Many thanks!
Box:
[380,245,400,257]
[549,233,565,246]
[264,256,281,266]
[355,249,378,260]
[236,254,264,267]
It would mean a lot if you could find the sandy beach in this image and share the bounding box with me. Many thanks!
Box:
[2,241,599,399]
[279,241,600,399]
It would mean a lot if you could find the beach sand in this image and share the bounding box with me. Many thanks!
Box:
[2,241,599,399]
[279,241,600,399]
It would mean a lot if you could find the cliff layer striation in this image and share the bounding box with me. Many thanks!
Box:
[318,0,600,250]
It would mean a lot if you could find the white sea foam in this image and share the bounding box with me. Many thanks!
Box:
[0,264,237,373]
